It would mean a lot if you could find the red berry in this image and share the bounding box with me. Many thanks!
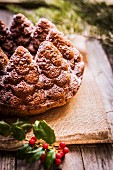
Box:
[63,147,69,154]
[60,142,65,148]
[58,151,64,158]
[31,136,37,142]
[43,143,49,149]
[55,158,61,165]
[56,152,62,159]
[29,139,35,146]
[41,153,46,160]
[58,146,62,150]
[40,153,46,164]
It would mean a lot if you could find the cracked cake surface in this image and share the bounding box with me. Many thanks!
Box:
[0,13,84,116]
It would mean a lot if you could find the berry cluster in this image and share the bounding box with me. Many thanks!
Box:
[55,142,69,165]
[0,119,68,170]
[29,136,69,167]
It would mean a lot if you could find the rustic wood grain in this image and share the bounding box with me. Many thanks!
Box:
[86,39,113,136]
[0,151,16,170]
[16,144,113,170]
[0,10,13,27]
[80,144,113,170]
[61,145,84,170]
[17,159,44,170]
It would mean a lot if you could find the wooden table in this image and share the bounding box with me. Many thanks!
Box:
[0,144,113,170]
[0,9,113,170]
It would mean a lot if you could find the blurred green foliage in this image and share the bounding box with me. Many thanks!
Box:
[7,0,84,34]
[69,0,113,56]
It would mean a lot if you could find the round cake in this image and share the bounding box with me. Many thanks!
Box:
[0,13,84,116]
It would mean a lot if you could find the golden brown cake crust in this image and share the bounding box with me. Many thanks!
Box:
[0,14,84,117]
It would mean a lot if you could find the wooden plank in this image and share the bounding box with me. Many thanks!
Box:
[80,144,113,170]
[17,159,44,170]
[95,144,113,170]
[60,145,84,170]
[3,144,113,170]
[0,144,113,170]
[81,145,100,170]
[0,10,13,27]
[86,39,113,136]
[0,151,16,170]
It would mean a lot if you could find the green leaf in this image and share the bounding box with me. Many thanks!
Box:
[12,119,25,127]
[20,123,32,132]
[12,119,32,132]
[27,147,43,154]
[12,125,25,141]
[17,144,32,160]
[44,150,56,170]
[26,147,45,163]
[12,119,32,140]
[0,121,12,137]
[33,120,56,144]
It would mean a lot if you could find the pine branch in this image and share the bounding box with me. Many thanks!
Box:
[7,0,84,34]
[6,0,113,58]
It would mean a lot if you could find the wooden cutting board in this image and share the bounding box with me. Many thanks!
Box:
[0,36,113,150]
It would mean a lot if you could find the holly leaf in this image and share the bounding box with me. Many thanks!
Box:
[12,119,25,127]
[17,144,32,160]
[0,121,12,137]
[44,150,56,170]
[12,125,25,141]
[26,147,45,163]
[33,120,56,144]
[20,123,32,132]
[12,119,32,132]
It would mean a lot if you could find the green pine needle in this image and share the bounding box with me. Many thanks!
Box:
[6,0,113,60]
